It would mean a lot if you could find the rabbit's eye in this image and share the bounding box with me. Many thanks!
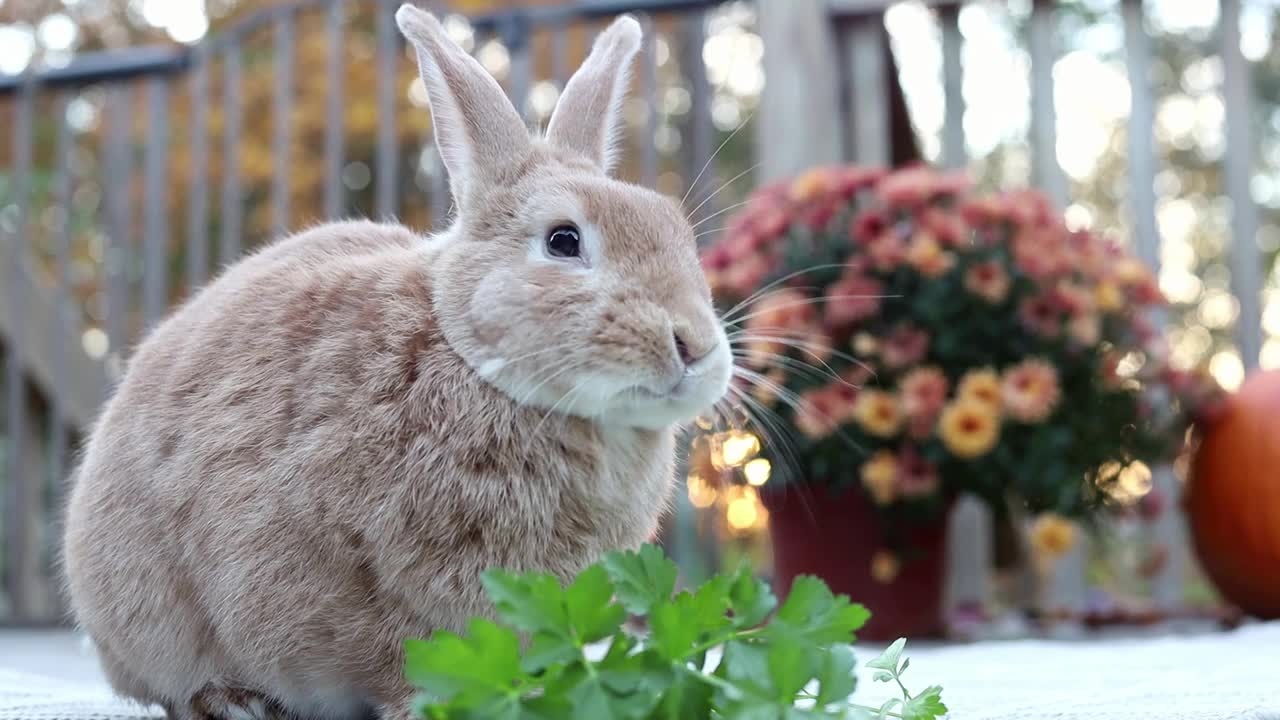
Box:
[546,225,581,259]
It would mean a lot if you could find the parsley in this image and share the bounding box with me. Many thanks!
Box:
[404,544,946,719]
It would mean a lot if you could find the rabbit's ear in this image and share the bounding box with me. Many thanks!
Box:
[396,4,529,206]
[545,15,643,174]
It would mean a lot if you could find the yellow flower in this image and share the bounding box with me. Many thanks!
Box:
[905,231,956,278]
[871,550,900,584]
[1113,257,1152,286]
[789,167,833,202]
[1030,513,1076,559]
[957,369,1002,411]
[1001,359,1061,423]
[860,451,898,505]
[852,390,903,438]
[938,399,1001,459]
[1095,280,1124,312]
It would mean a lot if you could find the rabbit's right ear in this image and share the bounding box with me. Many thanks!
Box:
[396,4,529,207]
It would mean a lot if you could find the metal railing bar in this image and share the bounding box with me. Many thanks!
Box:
[273,10,297,237]
[49,92,73,489]
[187,48,210,291]
[640,13,659,189]
[324,0,347,220]
[103,84,134,368]
[0,0,732,97]
[683,11,714,224]
[142,76,171,330]
[843,14,890,167]
[1028,0,1067,209]
[1220,0,1263,370]
[376,0,399,220]
[4,78,35,619]
[938,3,965,170]
[221,42,244,265]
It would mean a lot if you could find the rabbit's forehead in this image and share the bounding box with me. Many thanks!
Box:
[524,175,694,253]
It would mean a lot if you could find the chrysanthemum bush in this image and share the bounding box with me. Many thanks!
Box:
[702,164,1225,546]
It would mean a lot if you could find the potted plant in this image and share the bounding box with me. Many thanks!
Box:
[694,164,1222,641]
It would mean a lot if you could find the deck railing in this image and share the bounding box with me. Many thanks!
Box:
[0,0,744,624]
[0,0,1269,627]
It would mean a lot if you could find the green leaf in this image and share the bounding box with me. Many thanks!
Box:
[651,666,714,720]
[520,631,578,674]
[865,638,907,673]
[403,619,524,702]
[901,685,948,720]
[481,570,570,637]
[719,640,774,699]
[767,636,814,701]
[772,576,871,645]
[876,698,904,720]
[814,645,858,706]
[565,565,626,644]
[649,594,702,661]
[602,544,678,615]
[872,671,893,683]
[728,565,778,628]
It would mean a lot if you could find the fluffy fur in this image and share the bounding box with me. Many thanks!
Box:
[61,7,731,720]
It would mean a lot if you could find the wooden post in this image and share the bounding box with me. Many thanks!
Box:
[756,0,845,181]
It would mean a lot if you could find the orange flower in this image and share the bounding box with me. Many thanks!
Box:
[852,390,903,438]
[1094,280,1125,312]
[860,451,898,505]
[938,399,1000,459]
[957,369,1002,410]
[1001,359,1061,423]
[905,231,956,278]
[1030,513,1076,558]
[789,167,837,203]
[964,260,1011,303]
[871,550,900,583]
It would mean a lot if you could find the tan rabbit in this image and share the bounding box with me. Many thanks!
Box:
[61,5,731,719]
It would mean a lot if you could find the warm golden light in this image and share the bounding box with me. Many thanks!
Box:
[711,431,761,470]
[1096,460,1153,504]
[743,458,772,486]
[725,486,768,532]
[686,474,718,509]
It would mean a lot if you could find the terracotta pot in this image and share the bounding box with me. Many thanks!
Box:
[763,486,951,642]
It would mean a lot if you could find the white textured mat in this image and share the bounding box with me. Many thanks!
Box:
[3,623,1278,719]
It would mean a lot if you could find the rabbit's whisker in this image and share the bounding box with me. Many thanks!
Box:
[686,162,761,222]
[681,110,755,208]
[717,263,862,323]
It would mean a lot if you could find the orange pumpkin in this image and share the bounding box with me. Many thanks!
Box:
[1188,369,1280,619]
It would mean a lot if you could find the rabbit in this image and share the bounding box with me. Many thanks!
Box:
[61,5,732,720]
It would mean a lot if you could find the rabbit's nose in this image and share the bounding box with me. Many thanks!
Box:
[673,329,712,368]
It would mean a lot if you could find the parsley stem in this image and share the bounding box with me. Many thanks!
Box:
[849,702,906,719]
[686,626,765,659]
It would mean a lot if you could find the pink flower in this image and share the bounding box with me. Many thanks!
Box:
[900,366,949,438]
[1067,313,1101,346]
[744,288,816,365]
[918,206,969,247]
[964,260,1011,304]
[877,166,942,207]
[896,447,941,498]
[794,387,842,439]
[1052,281,1094,316]
[752,206,791,246]
[882,325,930,370]
[850,209,888,245]
[834,166,886,197]
[801,201,838,231]
[867,231,907,271]
[1019,294,1062,338]
[721,253,771,298]
[1001,359,1061,423]
[824,275,884,327]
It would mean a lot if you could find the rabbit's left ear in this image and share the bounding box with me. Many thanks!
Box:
[545,15,643,175]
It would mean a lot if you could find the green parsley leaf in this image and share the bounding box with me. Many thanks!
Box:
[901,685,948,720]
[728,564,778,628]
[403,620,523,703]
[602,544,678,615]
[480,570,570,637]
[564,565,626,644]
[865,638,907,674]
[772,576,871,645]
[813,645,858,706]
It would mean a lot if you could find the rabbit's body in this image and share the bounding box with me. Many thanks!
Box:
[64,221,672,719]
[64,7,730,719]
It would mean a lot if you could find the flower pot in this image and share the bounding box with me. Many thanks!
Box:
[763,486,951,642]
